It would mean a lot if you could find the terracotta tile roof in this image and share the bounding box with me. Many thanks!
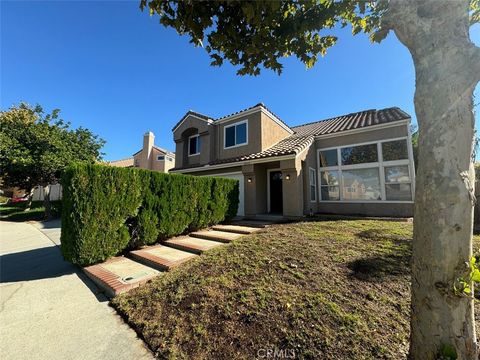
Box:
[107,157,134,168]
[173,103,291,132]
[292,107,410,137]
[209,135,314,165]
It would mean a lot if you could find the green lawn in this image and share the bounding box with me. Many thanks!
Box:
[113,219,480,359]
[0,201,62,222]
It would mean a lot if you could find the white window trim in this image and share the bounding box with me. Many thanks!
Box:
[188,134,200,156]
[316,137,414,203]
[223,119,248,149]
[157,155,165,161]
[309,167,317,202]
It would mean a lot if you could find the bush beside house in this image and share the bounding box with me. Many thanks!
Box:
[60,163,239,266]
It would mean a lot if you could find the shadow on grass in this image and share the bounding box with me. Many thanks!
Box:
[347,253,410,281]
[347,228,411,281]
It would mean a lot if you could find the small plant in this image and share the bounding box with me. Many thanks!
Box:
[454,256,480,296]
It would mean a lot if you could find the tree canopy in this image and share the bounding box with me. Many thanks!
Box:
[140,0,478,75]
[0,103,105,194]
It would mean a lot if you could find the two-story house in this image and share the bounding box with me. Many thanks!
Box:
[108,131,175,173]
[170,103,415,218]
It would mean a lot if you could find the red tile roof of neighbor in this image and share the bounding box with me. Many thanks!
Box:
[171,106,410,170]
[107,157,134,168]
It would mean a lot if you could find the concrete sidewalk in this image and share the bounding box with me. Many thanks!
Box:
[0,221,153,360]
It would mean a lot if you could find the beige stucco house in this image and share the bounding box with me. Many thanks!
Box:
[108,132,175,173]
[170,103,415,218]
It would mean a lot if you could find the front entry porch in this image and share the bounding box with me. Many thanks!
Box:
[241,159,305,219]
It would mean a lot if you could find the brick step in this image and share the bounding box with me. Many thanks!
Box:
[130,245,198,271]
[163,236,225,255]
[83,257,161,297]
[212,224,260,235]
[228,220,273,228]
[190,230,243,243]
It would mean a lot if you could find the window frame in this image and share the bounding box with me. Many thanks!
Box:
[188,134,201,156]
[157,155,165,161]
[309,167,317,202]
[223,119,248,149]
[316,137,414,203]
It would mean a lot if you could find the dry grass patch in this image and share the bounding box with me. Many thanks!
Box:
[112,219,480,359]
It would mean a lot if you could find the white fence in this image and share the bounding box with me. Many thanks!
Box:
[32,184,62,201]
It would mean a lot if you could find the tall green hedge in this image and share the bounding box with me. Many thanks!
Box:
[60,163,239,266]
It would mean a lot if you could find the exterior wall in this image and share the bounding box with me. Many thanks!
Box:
[173,108,291,169]
[280,157,304,218]
[217,111,263,161]
[150,148,175,172]
[260,112,291,150]
[314,125,408,149]
[173,115,212,168]
[302,146,319,215]
[316,202,413,217]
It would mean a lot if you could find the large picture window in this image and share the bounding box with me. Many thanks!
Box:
[188,134,200,156]
[342,168,381,200]
[317,138,413,202]
[341,144,378,165]
[224,120,248,148]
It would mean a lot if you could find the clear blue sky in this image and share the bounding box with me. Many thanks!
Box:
[2,1,479,161]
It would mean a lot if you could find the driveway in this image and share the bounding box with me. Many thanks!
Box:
[0,220,153,360]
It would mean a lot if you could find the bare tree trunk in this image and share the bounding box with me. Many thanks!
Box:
[384,1,480,358]
[24,187,35,211]
[43,185,52,220]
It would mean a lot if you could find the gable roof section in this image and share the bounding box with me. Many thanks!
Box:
[172,103,293,134]
[132,145,175,157]
[172,110,212,132]
[292,107,410,137]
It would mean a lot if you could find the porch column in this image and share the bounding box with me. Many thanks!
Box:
[280,159,304,218]
[242,164,257,216]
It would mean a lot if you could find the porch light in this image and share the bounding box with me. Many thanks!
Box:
[247,177,252,183]
[285,174,290,180]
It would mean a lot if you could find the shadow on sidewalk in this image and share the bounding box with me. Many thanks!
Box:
[0,245,107,302]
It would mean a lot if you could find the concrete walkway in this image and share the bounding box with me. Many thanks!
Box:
[0,220,153,360]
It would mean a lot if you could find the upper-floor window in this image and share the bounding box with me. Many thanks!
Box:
[157,155,165,161]
[224,120,248,148]
[189,134,200,156]
[166,157,173,162]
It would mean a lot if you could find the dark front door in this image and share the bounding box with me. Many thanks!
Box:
[269,171,283,214]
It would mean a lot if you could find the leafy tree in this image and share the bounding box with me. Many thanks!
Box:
[140,0,480,358]
[0,103,105,218]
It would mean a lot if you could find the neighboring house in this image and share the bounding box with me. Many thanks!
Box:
[170,103,415,218]
[108,132,175,172]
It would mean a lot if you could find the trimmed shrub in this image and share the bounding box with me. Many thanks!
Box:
[61,163,239,266]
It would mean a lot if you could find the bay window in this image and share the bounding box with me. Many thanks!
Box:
[317,138,413,202]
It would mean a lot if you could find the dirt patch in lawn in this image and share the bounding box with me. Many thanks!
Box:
[112,219,480,359]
